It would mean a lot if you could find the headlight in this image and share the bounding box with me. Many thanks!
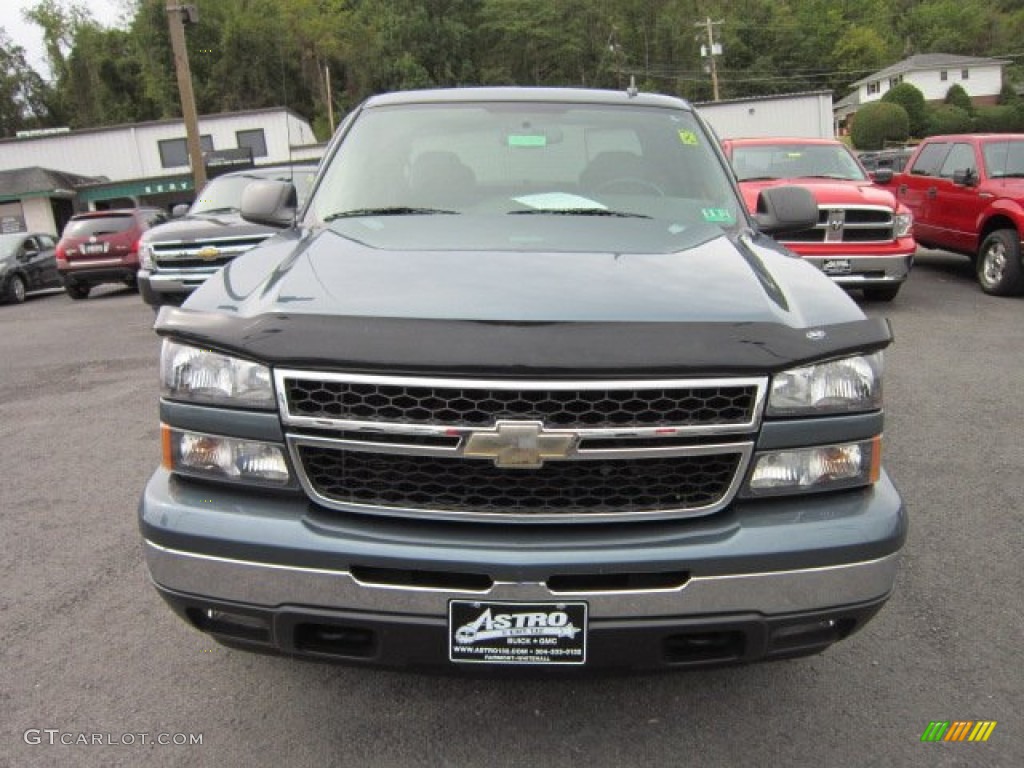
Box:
[744,437,880,497]
[768,353,882,416]
[893,212,913,238]
[162,426,291,486]
[160,340,275,409]
[139,241,155,270]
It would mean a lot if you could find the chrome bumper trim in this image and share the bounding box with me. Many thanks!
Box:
[144,540,900,619]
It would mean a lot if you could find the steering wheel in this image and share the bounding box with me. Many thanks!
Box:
[594,177,665,197]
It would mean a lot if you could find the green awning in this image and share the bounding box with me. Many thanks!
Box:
[77,175,195,202]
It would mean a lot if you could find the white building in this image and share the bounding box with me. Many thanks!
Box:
[0,107,324,235]
[697,91,835,140]
[835,53,1008,133]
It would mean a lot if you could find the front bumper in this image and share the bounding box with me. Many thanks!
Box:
[140,468,906,670]
[799,252,914,288]
[138,267,217,305]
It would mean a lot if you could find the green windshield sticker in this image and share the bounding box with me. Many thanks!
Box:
[702,208,735,223]
[508,134,547,147]
[678,130,699,146]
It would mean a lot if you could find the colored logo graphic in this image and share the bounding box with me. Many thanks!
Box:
[921,721,997,742]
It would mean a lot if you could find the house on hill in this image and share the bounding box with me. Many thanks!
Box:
[834,53,1009,134]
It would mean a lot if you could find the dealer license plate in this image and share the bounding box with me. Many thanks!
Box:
[81,243,108,254]
[449,600,587,665]
[822,258,852,275]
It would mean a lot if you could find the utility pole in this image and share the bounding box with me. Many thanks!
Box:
[694,17,724,101]
[166,4,206,191]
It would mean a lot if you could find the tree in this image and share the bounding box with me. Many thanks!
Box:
[850,102,909,150]
[944,83,973,115]
[882,83,927,137]
[925,104,971,135]
[0,28,51,136]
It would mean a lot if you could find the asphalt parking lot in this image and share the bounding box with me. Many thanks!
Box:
[2,249,1020,768]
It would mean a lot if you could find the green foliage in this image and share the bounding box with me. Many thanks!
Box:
[925,104,972,135]
[972,105,1024,133]
[850,101,909,150]
[944,83,973,114]
[5,0,1024,140]
[997,82,1019,106]
[881,83,928,137]
[0,29,50,135]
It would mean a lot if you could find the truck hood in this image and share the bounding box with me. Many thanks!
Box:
[737,179,898,211]
[156,216,890,375]
[142,212,276,244]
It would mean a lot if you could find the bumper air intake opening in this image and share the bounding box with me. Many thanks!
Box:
[768,617,857,656]
[662,630,746,664]
[186,607,271,643]
[293,623,377,658]
[548,570,690,593]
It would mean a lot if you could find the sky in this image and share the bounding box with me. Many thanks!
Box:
[5,0,130,79]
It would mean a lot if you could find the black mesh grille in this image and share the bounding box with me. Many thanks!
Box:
[298,446,742,515]
[284,379,758,428]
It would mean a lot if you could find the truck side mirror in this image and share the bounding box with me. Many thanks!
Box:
[871,169,894,184]
[171,203,190,218]
[952,168,977,187]
[240,179,297,228]
[753,185,819,235]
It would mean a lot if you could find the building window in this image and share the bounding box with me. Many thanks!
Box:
[236,128,268,158]
[867,81,880,95]
[961,69,969,80]
[940,70,948,81]
[889,75,903,88]
[158,135,214,168]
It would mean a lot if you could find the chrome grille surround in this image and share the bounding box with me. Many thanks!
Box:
[783,205,895,244]
[150,233,272,267]
[275,371,767,523]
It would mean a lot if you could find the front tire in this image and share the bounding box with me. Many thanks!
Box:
[6,274,27,304]
[977,229,1024,296]
[65,283,91,300]
[863,285,900,302]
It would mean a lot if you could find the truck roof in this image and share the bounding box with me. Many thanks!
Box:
[363,86,693,111]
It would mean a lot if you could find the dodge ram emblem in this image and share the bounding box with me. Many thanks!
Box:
[463,421,576,469]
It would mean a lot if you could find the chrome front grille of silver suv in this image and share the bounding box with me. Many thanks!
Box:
[150,234,272,267]
[275,371,767,523]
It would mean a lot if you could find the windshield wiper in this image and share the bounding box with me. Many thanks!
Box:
[509,208,650,219]
[324,207,458,221]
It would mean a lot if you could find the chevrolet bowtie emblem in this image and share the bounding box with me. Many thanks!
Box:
[463,421,577,469]
[196,245,220,260]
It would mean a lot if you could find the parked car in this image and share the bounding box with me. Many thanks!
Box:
[137,163,317,309]
[140,87,905,672]
[722,137,916,301]
[0,232,62,304]
[879,133,1024,295]
[56,207,168,300]
[858,147,915,174]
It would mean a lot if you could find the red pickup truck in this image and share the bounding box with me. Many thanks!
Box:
[723,137,916,301]
[881,133,1024,296]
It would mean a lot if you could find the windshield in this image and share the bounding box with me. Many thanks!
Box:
[63,214,135,237]
[0,233,25,258]
[307,101,744,245]
[191,166,316,215]
[982,139,1024,178]
[731,142,868,182]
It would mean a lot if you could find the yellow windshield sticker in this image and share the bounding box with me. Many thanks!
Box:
[678,130,699,146]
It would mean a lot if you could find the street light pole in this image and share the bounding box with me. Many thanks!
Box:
[166,4,206,191]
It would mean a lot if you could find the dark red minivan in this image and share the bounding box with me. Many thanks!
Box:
[56,208,167,300]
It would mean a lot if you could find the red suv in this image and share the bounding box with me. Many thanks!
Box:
[56,208,167,300]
